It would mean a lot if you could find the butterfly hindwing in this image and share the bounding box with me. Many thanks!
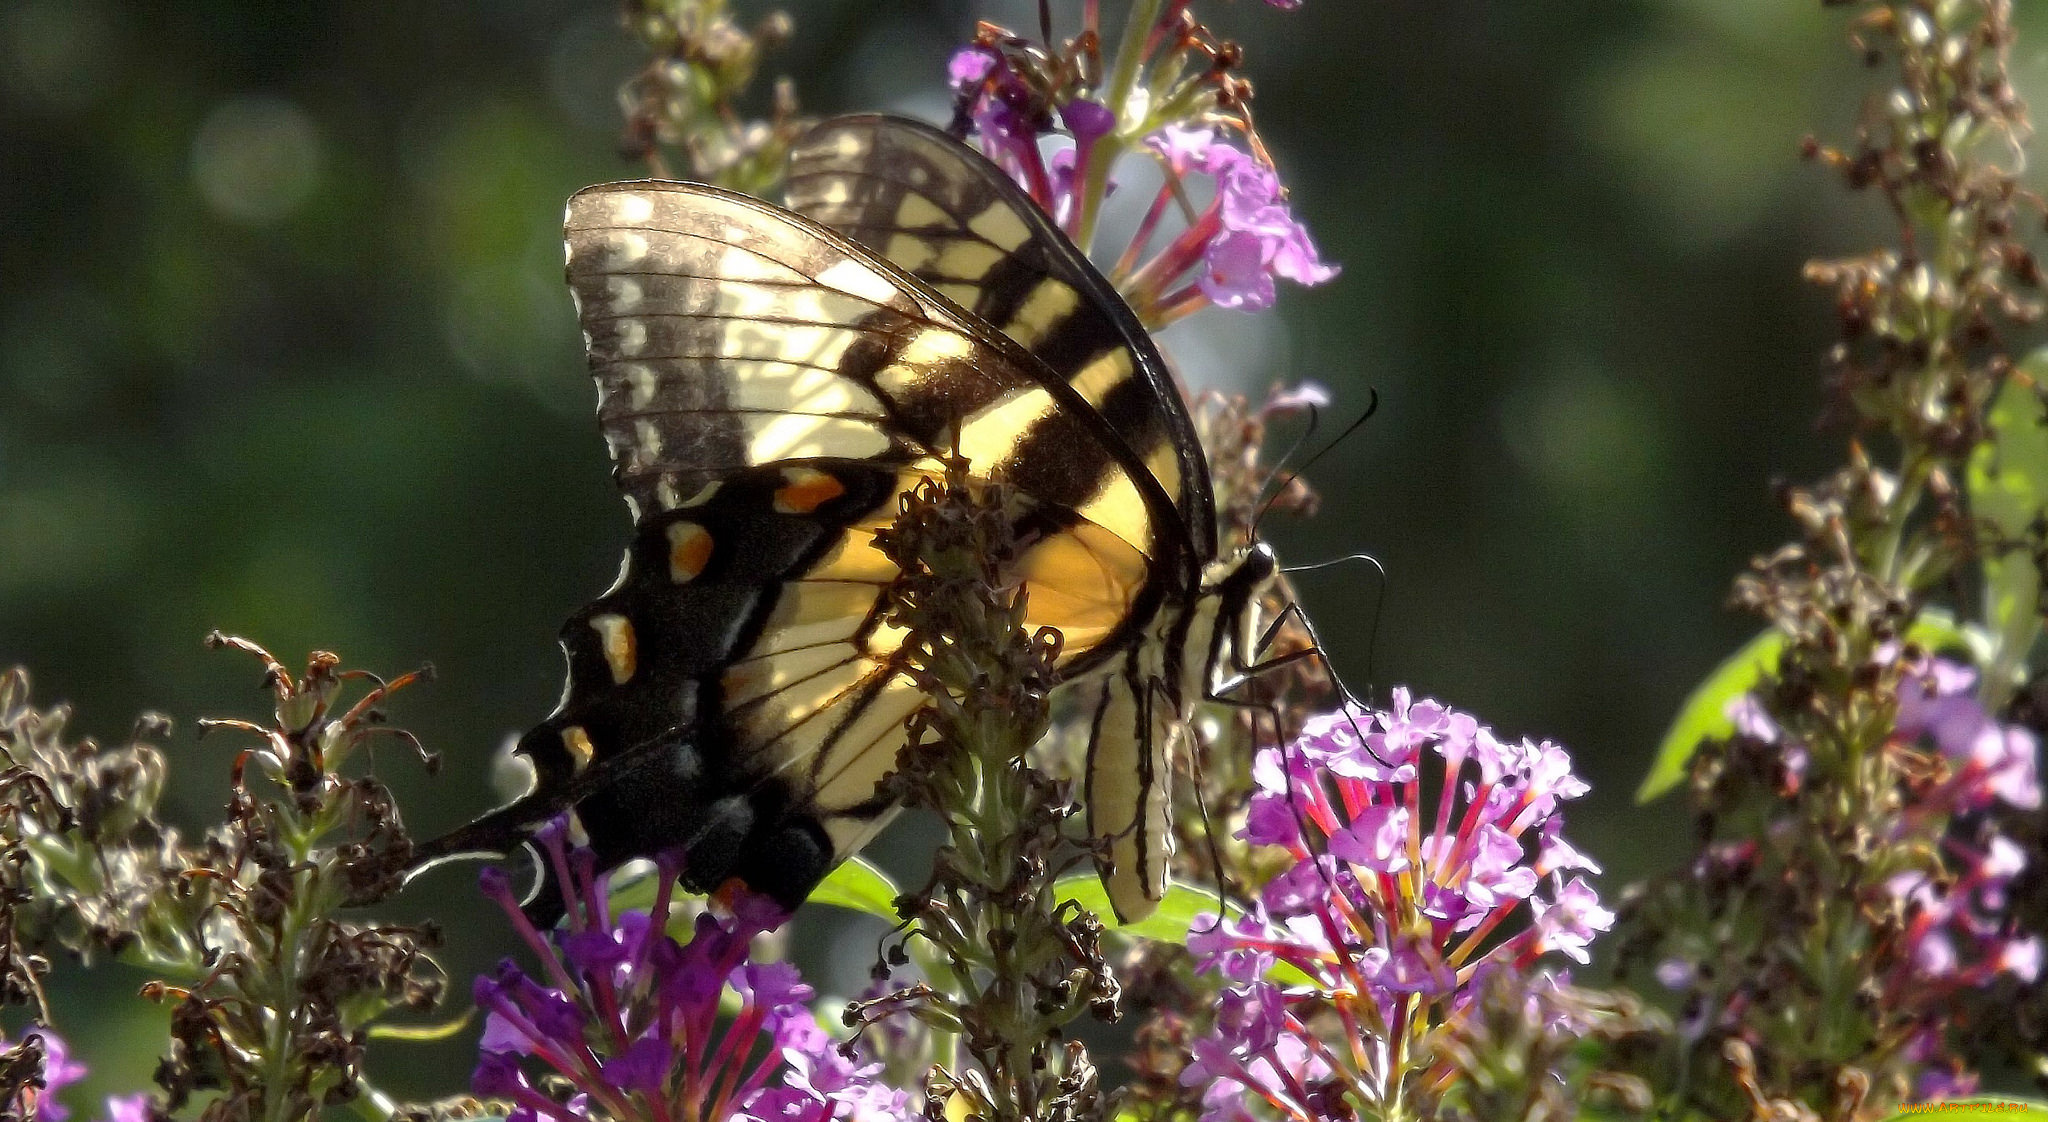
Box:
[522,460,913,906]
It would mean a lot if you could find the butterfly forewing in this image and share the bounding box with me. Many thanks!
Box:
[784,115,1216,568]
[569,182,1175,570]
[571,184,948,509]
[786,118,1240,921]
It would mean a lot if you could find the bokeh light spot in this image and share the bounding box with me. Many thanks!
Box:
[1501,363,1664,503]
[1,0,118,114]
[1581,38,1814,247]
[190,95,323,226]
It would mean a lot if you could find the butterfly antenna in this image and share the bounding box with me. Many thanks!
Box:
[1248,401,1322,526]
[1258,556,1390,766]
[1252,387,1379,539]
[1280,550,1388,710]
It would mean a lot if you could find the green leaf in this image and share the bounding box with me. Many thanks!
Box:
[1639,629,1786,803]
[1906,607,1972,654]
[1639,610,1978,805]
[599,856,902,931]
[1047,874,1323,985]
[1968,354,2048,713]
[1873,1099,2048,1121]
[809,856,902,921]
[1052,873,1237,941]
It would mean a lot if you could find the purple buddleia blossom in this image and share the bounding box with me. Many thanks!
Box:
[1732,657,2041,997]
[1916,1063,1981,1103]
[1530,876,1615,965]
[1654,958,1697,991]
[1131,125,1338,317]
[945,47,1112,233]
[942,43,1335,326]
[36,1032,87,1122]
[99,1096,151,1122]
[1060,99,1114,149]
[947,46,1059,210]
[0,1030,89,1122]
[1185,690,1607,1120]
[1894,657,2042,811]
[470,821,913,1122]
[946,46,997,91]
[0,1031,159,1122]
[1717,654,2043,1093]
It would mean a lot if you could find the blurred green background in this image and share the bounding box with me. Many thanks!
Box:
[5,0,2045,1107]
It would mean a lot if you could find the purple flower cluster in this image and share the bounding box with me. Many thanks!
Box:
[4,1030,88,1122]
[1723,656,2042,995]
[1894,657,2042,813]
[1713,655,2042,1097]
[1884,659,2043,1056]
[0,1030,150,1122]
[1727,653,2041,813]
[944,28,1335,324]
[946,46,1112,230]
[1123,125,1338,318]
[472,824,912,1122]
[1184,691,1609,1121]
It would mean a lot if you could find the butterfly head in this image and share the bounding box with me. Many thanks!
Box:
[1206,539,1280,662]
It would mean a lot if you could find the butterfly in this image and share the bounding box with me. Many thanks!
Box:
[412,114,1282,924]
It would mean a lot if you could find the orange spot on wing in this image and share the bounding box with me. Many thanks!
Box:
[667,522,714,582]
[711,878,762,911]
[590,614,638,684]
[774,468,847,514]
[561,725,597,770]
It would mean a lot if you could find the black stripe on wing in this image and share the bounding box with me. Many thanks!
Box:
[564,181,1189,584]
[783,114,1217,570]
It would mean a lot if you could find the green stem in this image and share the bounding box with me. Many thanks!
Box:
[1073,0,1165,250]
[258,788,344,1122]
[349,1078,397,1122]
[1102,0,1162,138]
[1869,453,1928,589]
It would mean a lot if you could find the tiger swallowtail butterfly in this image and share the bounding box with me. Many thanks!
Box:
[413,114,1281,924]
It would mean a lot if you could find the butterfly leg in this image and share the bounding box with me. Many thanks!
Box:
[1193,627,1370,916]
[1211,598,1350,702]
[1206,591,1383,773]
